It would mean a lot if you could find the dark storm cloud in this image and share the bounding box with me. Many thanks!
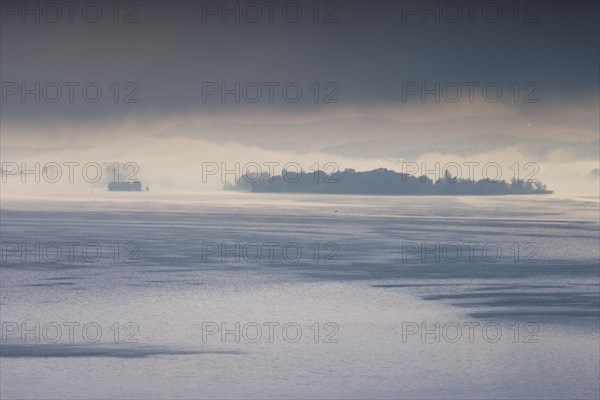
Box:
[0,0,598,124]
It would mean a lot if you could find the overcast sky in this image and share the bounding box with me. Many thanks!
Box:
[1,0,599,193]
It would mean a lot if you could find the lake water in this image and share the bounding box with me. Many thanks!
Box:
[1,193,599,399]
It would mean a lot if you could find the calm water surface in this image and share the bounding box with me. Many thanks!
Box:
[1,193,598,399]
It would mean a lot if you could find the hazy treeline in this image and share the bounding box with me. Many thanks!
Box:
[226,168,553,195]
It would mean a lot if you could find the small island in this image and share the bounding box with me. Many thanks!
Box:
[108,180,148,191]
[226,168,552,195]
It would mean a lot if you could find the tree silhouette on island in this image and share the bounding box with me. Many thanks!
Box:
[225,168,552,195]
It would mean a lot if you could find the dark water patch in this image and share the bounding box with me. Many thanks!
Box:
[44,277,82,281]
[145,269,203,273]
[0,344,244,359]
[371,284,464,288]
[469,310,600,319]
[473,285,567,291]
[19,282,77,287]
[423,292,599,301]
[301,262,600,282]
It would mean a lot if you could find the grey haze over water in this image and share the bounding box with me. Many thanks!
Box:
[1,1,599,195]
[1,1,599,398]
